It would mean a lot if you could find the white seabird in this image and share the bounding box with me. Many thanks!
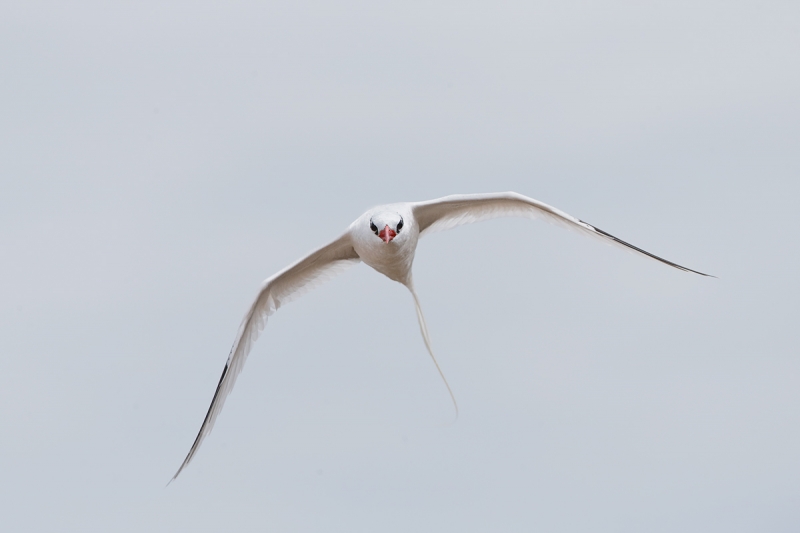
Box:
[171,192,710,481]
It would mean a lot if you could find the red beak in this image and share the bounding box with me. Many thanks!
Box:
[379,225,396,243]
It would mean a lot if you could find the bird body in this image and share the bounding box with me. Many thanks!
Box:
[171,192,710,481]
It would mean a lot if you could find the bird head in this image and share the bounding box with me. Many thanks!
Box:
[369,213,404,243]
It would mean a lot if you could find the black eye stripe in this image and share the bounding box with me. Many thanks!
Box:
[370,217,403,236]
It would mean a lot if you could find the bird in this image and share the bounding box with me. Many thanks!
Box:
[170,191,710,481]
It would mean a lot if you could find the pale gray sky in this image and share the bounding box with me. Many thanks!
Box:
[1,2,798,531]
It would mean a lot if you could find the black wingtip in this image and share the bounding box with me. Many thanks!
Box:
[169,361,232,484]
[584,222,714,278]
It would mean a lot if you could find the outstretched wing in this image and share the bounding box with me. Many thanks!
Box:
[412,192,711,276]
[171,233,360,481]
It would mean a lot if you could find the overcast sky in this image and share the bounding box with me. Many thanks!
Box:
[1,2,799,531]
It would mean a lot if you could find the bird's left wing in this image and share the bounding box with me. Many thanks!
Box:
[171,232,360,481]
[412,192,710,276]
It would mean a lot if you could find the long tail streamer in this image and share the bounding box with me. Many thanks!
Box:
[407,283,459,418]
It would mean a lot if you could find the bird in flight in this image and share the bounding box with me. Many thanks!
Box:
[171,192,710,481]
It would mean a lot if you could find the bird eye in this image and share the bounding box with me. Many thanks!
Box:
[369,221,378,234]
[397,218,404,231]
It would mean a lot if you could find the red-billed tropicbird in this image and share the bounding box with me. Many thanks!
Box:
[171,192,710,480]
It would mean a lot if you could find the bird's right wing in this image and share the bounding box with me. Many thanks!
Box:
[171,232,360,481]
[412,192,711,276]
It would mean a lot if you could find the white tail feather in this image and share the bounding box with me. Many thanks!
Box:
[406,283,459,418]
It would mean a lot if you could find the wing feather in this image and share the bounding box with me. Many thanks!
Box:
[412,192,711,276]
[171,232,360,481]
